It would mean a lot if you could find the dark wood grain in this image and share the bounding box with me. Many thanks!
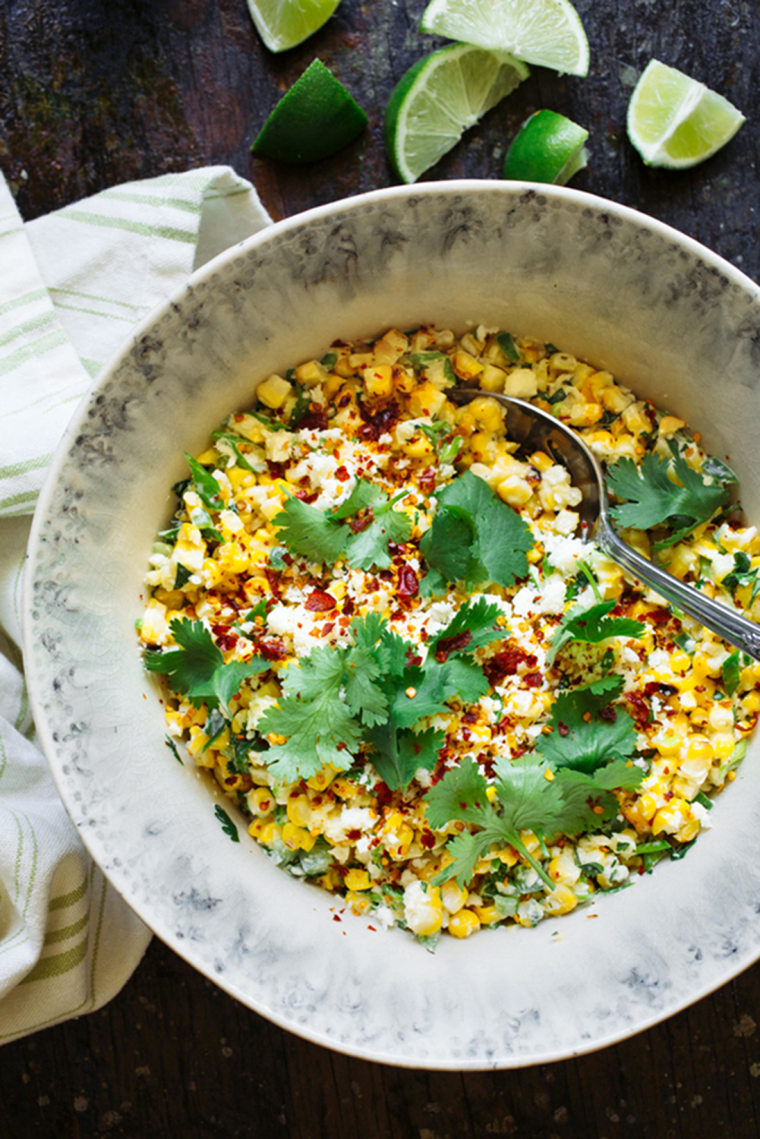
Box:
[3,0,760,1134]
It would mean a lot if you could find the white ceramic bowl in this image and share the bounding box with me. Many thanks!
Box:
[24,182,760,1069]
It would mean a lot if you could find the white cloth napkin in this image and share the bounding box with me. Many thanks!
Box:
[0,167,272,1044]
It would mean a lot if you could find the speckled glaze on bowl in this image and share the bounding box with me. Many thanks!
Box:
[23,182,760,1069]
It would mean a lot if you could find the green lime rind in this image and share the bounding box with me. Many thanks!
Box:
[385,43,529,184]
[626,59,745,169]
[502,108,589,184]
[246,0,342,53]
[253,59,368,164]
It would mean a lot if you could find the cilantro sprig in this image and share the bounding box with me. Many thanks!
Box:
[272,478,412,570]
[144,618,269,713]
[424,675,642,889]
[606,447,737,549]
[420,470,535,593]
[547,599,645,666]
[258,604,507,788]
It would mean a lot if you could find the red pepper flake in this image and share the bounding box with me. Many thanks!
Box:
[374,781,393,805]
[342,597,356,616]
[211,624,238,651]
[321,622,335,636]
[297,407,328,431]
[418,468,437,495]
[347,510,373,534]
[346,829,361,841]
[558,722,570,737]
[332,914,342,922]
[523,671,543,688]
[484,647,535,686]
[334,465,351,482]
[257,637,287,661]
[357,399,401,440]
[305,589,338,611]
[434,630,472,662]
[420,831,435,850]
[397,565,419,601]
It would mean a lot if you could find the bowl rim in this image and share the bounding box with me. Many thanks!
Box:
[22,179,760,1069]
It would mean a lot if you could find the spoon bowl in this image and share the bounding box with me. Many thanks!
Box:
[453,388,760,660]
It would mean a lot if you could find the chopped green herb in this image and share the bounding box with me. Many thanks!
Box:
[496,331,521,362]
[548,599,644,665]
[606,448,736,549]
[214,803,240,843]
[144,618,270,713]
[420,470,535,589]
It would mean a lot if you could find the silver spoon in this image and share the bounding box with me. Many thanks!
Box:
[452,389,760,661]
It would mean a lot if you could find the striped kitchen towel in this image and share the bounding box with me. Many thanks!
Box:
[0,167,272,1043]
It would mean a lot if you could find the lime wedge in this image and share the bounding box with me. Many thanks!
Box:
[420,0,589,77]
[253,59,367,164]
[627,59,745,169]
[385,44,529,184]
[503,109,589,184]
[246,0,342,53]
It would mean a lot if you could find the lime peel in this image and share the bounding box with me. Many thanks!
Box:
[253,59,368,165]
[385,43,529,184]
[503,109,589,184]
[626,59,745,169]
[420,0,589,77]
[246,0,342,53]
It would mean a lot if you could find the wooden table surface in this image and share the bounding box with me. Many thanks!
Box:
[3,1,760,1135]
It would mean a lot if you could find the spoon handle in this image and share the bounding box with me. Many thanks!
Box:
[596,515,760,661]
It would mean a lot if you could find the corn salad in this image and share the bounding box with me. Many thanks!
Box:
[140,325,760,943]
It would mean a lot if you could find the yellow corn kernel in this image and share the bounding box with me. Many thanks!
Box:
[473,904,502,925]
[281,822,316,852]
[529,450,553,472]
[373,327,409,362]
[248,817,278,844]
[497,846,518,867]
[286,794,312,829]
[452,349,483,381]
[249,787,276,816]
[496,475,533,508]
[651,727,682,756]
[710,731,737,760]
[742,692,760,713]
[448,909,481,939]
[294,359,324,387]
[345,890,372,915]
[504,367,538,399]
[332,777,359,800]
[362,364,394,398]
[485,785,498,803]
[322,371,345,398]
[345,868,371,892]
[187,725,210,758]
[440,880,468,914]
[407,380,447,418]
[306,765,337,791]
[402,433,435,460]
[479,363,508,391]
[543,884,578,916]
[257,374,293,410]
[659,415,686,436]
[686,735,713,762]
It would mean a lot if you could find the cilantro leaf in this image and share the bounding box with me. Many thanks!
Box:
[547,599,645,665]
[185,453,224,512]
[420,471,534,588]
[552,760,644,833]
[606,450,733,548]
[496,331,522,362]
[272,496,349,564]
[423,755,491,828]
[366,723,444,791]
[214,804,240,843]
[428,598,506,659]
[273,479,411,570]
[144,619,269,712]
[538,677,637,774]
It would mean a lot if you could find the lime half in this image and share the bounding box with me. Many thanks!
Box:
[503,109,589,184]
[627,59,745,169]
[253,59,367,164]
[385,43,529,183]
[246,0,342,53]
[420,0,589,77]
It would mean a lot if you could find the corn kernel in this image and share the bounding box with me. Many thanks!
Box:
[441,880,468,914]
[282,822,316,851]
[448,909,481,938]
[452,349,483,381]
[257,374,292,410]
[345,868,371,891]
